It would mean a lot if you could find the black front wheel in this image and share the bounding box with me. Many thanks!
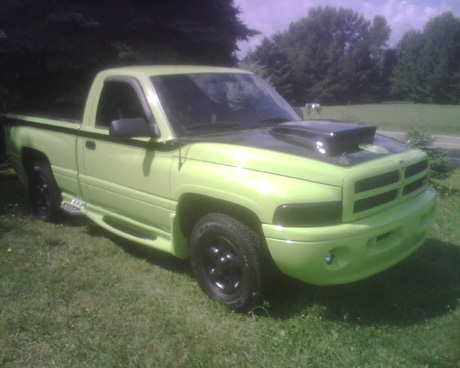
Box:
[29,162,62,221]
[190,213,262,312]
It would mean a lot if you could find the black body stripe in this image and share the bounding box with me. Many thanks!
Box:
[2,117,412,167]
[2,117,182,152]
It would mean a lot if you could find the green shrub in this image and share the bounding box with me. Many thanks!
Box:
[405,124,452,180]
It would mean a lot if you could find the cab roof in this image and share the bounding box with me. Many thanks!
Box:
[99,65,252,79]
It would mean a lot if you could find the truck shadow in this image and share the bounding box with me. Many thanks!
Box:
[264,238,460,326]
[93,220,460,327]
[84,218,460,325]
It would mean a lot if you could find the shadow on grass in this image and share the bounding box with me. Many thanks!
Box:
[103,227,460,327]
[264,239,460,326]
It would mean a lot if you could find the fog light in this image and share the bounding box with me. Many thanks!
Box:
[325,252,334,265]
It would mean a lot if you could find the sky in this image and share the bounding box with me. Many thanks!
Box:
[234,0,460,58]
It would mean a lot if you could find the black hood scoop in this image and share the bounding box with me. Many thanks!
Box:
[270,121,377,156]
[182,120,411,167]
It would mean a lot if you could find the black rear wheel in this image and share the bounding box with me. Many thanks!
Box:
[190,213,262,312]
[29,162,62,221]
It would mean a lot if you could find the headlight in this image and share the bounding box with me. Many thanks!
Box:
[273,201,342,227]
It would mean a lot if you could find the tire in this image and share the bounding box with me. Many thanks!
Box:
[29,161,62,221]
[190,213,262,312]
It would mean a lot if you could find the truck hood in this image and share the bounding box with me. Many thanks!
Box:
[180,121,413,186]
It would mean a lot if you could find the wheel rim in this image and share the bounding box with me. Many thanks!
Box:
[33,173,51,215]
[202,235,243,295]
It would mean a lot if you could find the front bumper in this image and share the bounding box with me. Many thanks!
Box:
[263,187,436,285]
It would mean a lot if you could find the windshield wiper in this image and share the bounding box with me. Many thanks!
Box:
[184,122,239,131]
[258,117,292,124]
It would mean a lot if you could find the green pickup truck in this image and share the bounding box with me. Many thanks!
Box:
[2,66,436,311]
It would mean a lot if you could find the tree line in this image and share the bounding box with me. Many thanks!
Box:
[1,3,459,112]
[243,7,460,105]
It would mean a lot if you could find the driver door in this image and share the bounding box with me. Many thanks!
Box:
[78,77,173,232]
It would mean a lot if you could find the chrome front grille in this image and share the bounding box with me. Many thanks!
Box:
[343,157,429,222]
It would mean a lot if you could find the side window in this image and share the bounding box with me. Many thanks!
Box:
[96,81,147,129]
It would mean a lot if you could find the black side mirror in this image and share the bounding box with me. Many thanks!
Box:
[293,107,304,120]
[109,118,160,138]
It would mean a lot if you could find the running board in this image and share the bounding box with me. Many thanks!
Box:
[103,216,157,241]
[84,207,188,258]
[58,196,189,259]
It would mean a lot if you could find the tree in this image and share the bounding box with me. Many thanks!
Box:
[237,59,272,84]
[249,35,296,99]
[391,12,460,104]
[246,7,391,105]
[0,0,257,112]
[366,15,392,101]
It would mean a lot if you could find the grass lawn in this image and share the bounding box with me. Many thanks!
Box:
[301,103,460,135]
[1,167,459,367]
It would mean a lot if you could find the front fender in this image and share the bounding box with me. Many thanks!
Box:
[170,158,342,224]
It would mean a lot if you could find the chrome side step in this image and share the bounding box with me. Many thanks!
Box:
[61,203,83,215]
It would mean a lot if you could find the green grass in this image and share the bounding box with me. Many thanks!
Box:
[302,103,460,135]
[1,168,460,367]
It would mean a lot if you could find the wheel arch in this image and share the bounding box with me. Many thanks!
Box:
[177,193,264,240]
[26,155,62,221]
[22,147,51,173]
[21,147,52,186]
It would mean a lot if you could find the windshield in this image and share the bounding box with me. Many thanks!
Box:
[150,73,300,137]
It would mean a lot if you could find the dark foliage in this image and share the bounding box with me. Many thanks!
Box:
[0,0,257,161]
[0,0,257,112]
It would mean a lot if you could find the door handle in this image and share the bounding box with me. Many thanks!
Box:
[85,140,96,150]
